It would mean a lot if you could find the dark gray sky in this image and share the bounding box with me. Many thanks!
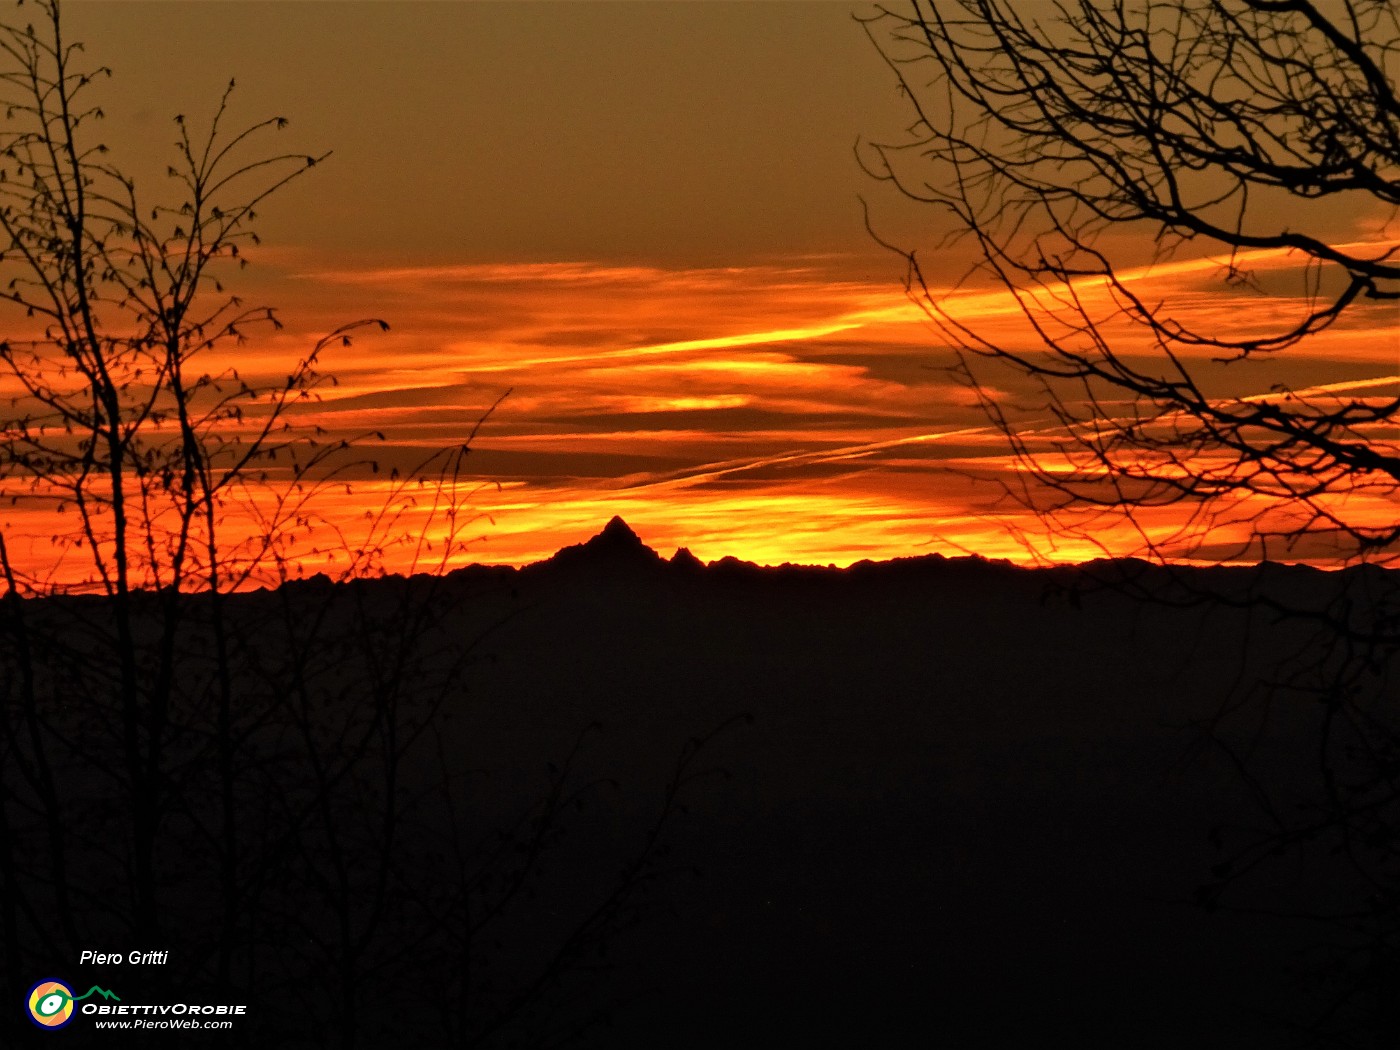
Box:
[71,1,909,267]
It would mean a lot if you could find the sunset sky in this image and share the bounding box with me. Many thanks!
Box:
[5,2,1395,576]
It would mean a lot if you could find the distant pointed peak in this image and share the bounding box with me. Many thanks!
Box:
[599,516,640,544]
[585,516,650,554]
[546,516,661,567]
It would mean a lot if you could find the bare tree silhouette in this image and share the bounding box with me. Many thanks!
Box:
[0,4,721,1046]
[859,2,1399,1043]
[859,0,1397,564]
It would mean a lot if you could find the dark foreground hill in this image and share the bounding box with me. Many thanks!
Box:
[3,519,1397,1048]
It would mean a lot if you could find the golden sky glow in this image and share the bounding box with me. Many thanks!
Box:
[7,244,1393,582]
[1,3,1396,583]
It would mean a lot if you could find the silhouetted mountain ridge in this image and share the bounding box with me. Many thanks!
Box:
[526,517,1328,573]
[471,517,1384,602]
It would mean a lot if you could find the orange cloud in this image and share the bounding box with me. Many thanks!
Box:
[3,246,1394,587]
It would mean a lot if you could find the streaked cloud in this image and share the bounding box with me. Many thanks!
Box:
[3,246,1393,584]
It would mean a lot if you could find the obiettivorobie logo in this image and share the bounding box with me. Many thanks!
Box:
[25,976,247,1032]
[27,980,120,1030]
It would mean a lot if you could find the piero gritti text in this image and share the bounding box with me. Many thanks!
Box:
[80,950,170,965]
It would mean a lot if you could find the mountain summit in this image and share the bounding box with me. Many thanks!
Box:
[545,516,663,569]
[595,515,646,549]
